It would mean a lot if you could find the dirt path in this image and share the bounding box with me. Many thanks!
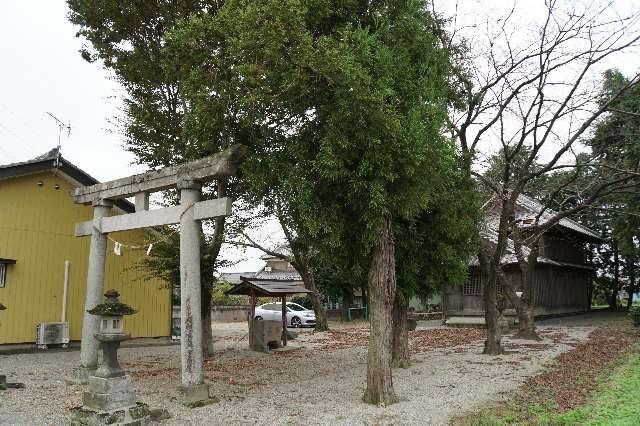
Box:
[0,315,610,425]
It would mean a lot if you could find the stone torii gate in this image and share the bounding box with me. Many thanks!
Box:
[69,144,245,405]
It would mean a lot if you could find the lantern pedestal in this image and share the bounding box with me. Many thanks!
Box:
[94,333,128,379]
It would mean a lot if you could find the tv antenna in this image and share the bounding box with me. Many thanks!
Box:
[46,112,71,167]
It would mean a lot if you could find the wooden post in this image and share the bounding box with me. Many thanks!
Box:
[250,291,256,322]
[281,295,287,347]
[249,290,256,348]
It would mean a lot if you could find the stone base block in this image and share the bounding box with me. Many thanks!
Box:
[67,366,97,385]
[71,402,150,425]
[178,383,211,407]
[83,376,137,412]
[250,320,282,352]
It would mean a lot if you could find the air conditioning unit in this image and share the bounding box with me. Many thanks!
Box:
[36,322,70,349]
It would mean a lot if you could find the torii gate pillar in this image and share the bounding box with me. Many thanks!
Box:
[176,180,209,403]
[69,199,112,384]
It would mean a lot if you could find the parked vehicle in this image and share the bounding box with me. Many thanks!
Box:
[254,302,316,327]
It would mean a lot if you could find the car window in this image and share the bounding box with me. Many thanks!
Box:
[287,303,306,311]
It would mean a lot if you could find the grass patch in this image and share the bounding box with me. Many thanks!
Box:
[553,347,640,425]
[453,327,639,426]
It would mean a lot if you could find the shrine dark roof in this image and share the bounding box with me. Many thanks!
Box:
[226,277,309,297]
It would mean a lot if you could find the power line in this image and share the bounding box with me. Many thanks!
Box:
[0,121,37,158]
[0,102,49,143]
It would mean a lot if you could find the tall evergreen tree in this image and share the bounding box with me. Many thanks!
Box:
[204,0,456,404]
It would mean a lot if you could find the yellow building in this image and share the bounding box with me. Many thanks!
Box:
[0,149,171,344]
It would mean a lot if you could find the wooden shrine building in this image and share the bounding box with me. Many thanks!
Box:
[443,195,602,319]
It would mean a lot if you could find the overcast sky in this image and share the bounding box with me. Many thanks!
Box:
[1,1,638,272]
[0,1,267,272]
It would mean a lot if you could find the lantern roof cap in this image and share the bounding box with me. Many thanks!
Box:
[87,290,137,316]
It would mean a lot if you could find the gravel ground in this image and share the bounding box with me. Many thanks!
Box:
[0,317,599,425]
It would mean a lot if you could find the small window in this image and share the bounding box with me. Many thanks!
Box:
[0,264,5,288]
[463,271,483,296]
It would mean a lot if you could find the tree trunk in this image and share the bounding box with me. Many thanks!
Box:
[483,274,503,355]
[514,300,539,340]
[513,270,540,340]
[362,216,398,406]
[201,284,214,356]
[201,179,228,356]
[611,240,620,310]
[480,246,503,355]
[587,246,594,311]
[391,291,409,368]
[298,267,329,332]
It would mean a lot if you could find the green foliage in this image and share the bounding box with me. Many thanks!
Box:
[290,295,312,310]
[136,229,229,296]
[67,1,245,299]
[482,146,550,201]
[395,170,481,300]
[211,281,247,306]
[66,0,238,168]
[592,276,614,306]
[213,0,459,255]
[71,0,480,305]
[528,70,640,305]
[87,302,137,317]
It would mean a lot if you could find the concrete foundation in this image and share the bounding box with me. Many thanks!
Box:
[67,366,97,385]
[72,375,150,425]
[83,376,137,412]
[178,383,212,407]
[71,403,150,425]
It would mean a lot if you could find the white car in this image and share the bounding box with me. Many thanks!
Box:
[254,302,316,328]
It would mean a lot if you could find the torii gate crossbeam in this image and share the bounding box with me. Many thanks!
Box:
[67,144,246,406]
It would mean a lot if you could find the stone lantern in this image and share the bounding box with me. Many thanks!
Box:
[88,289,136,379]
[72,290,151,425]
